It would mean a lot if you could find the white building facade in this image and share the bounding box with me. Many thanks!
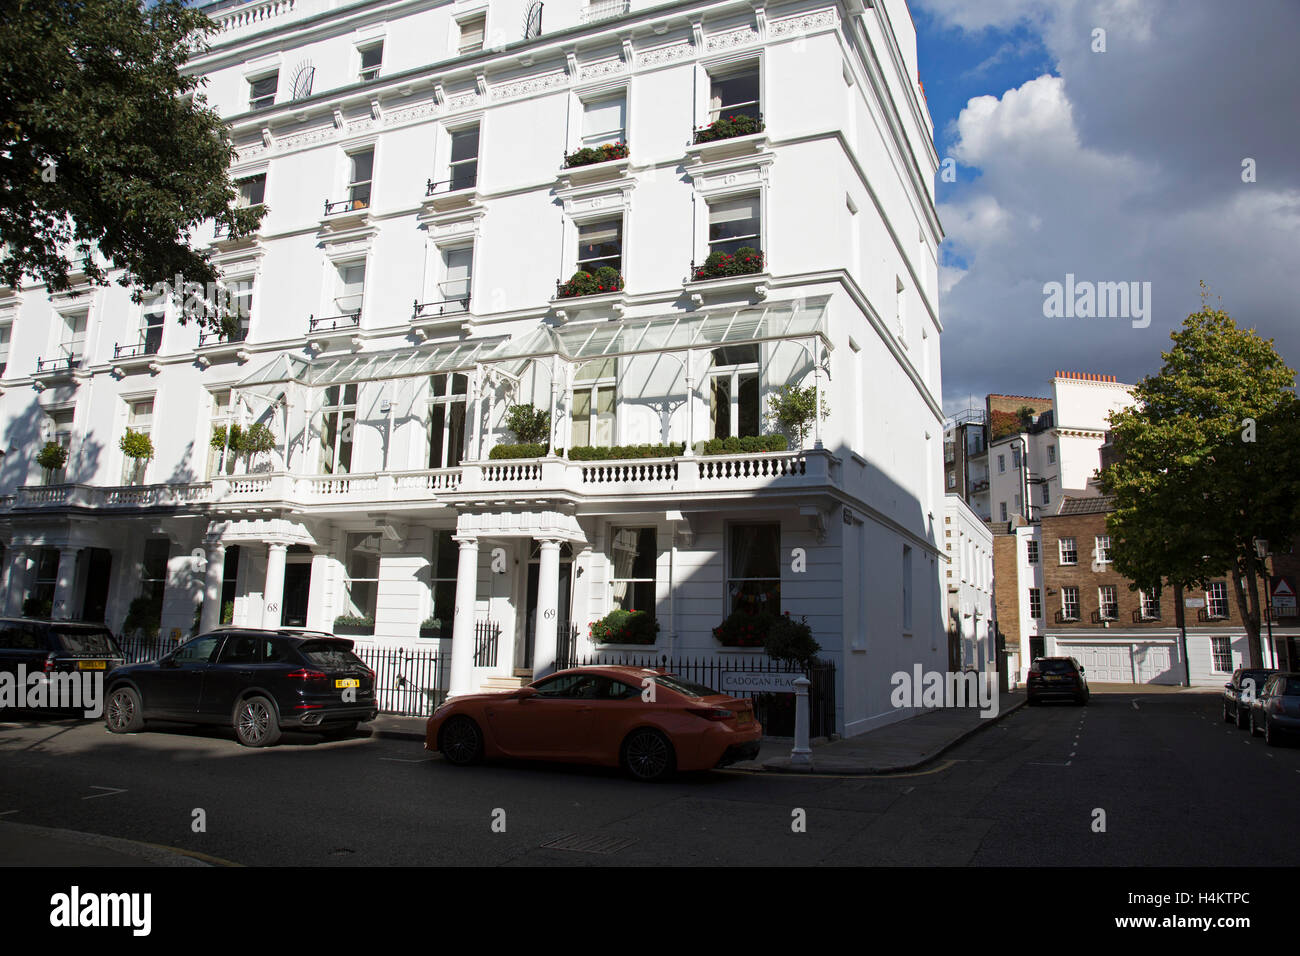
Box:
[0,0,946,736]
[942,493,993,685]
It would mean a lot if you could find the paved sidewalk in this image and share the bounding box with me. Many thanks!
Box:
[760,691,1026,774]
[0,821,219,867]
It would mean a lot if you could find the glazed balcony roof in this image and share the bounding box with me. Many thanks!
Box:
[237,337,505,389]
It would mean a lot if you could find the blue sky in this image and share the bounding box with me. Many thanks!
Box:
[908,0,1300,412]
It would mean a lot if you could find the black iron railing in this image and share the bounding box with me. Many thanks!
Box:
[324,195,370,215]
[1054,609,1080,624]
[34,354,78,374]
[413,293,470,318]
[1133,607,1162,623]
[113,337,160,360]
[1197,607,1230,623]
[1091,608,1119,624]
[198,326,248,347]
[308,311,361,334]
[473,619,500,667]
[426,173,477,196]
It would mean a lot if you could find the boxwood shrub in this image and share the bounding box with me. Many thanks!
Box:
[696,434,789,455]
[568,443,685,461]
[488,443,549,460]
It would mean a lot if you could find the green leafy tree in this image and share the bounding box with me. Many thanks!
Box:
[767,383,828,447]
[0,0,264,321]
[504,404,551,446]
[1101,286,1300,667]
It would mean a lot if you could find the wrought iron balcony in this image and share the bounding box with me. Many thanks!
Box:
[309,311,361,334]
[198,326,248,348]
[324,194,370,216]
[1133,607,1162,623]
[34,353,80,375]
[426,173,478,196]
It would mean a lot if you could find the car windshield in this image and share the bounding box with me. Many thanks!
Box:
[650,674,723,698]
[298,641,364,669]
[54,628,120,656]
[1036,659,1076,674]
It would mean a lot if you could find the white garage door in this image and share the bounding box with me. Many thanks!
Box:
[1066,644,1133,682]
[1133,644,1176,684]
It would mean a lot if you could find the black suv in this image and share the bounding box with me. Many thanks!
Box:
[104,628,377,746]
[1026,656,1090,705]
[0,618,124,713]
[1222,667,1275,729]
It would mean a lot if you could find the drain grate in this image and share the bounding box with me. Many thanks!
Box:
[539,832,636,854]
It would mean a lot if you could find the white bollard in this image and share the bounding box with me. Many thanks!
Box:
[790,677,812,770]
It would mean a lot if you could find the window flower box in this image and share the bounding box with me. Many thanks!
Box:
[692,114,764,145]
[333,615,375,636]
[563,142,629,168]
[556,267,624,298]
[692,248,765,281]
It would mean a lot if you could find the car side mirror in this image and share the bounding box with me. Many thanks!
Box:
[513,687,538,700]
[1225,682,1234,690]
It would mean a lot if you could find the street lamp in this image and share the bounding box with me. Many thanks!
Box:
[1252,537,1275,669]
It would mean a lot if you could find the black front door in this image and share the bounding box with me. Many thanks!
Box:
[80,549,112,622]
[282,563,310,628]
[522,557,572,670]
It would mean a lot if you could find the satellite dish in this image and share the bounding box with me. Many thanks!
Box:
[523,1,543,39]
[289,61,315,100]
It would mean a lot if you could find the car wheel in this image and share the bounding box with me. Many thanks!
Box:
[1236,706,1249,730]
[321,722,358,739]
[104,686,144,734]
[234,696,281,748]
[1250,710,1263,738]
[439,716,483,766]
[622,728,676,782]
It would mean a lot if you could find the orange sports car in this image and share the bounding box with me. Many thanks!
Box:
[425,666,762,781]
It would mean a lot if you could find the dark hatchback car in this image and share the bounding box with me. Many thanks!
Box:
[1222,667,1275,729]
[0,618,124,712]
[1248,672,1300,747]
[104,628,377,747]
[1026,656,1090,705]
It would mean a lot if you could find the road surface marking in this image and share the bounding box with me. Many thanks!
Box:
[82,786,126,800]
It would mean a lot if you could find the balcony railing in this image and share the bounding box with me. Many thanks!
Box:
[414,280,471,318]
[426,173,478,196]
[198,326,249,348]
[1054,609,1080,624]
[324,195,370,216]
[309,311,361,334]
[581,0,629,24]
[1197,607,1230,623]
[970,478,989,493]
[113,336,161,360]
[1090,609,1119,624]
[1133,607,1162,623]
[34,353,80,374]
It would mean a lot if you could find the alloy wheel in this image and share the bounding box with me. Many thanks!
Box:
[442,717,481,765]
[625,730,670,780]
[106,690,135,731]
[238,699,271,745]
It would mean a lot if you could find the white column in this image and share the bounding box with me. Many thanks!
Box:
[531,538,561,678]
[200,541,226,633]
[304,551,330,631]
[683,349,695,456]
[262,542,288,628]
[6,548,28,615]
[51,547,78,620]
[448,536,480,696]
[547,355,559,456]
[812,339,823,448]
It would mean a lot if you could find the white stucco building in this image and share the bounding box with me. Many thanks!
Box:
[942,493,993,686]
[0,0,946,736]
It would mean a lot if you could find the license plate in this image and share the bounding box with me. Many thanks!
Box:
[1044,675,1060,682]
[736,711,752,724]
[78,660,106,671]
[335,678,360,689]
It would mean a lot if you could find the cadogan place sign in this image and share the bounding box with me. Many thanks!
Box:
[720,671,804,694]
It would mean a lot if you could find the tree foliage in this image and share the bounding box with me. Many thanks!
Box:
[0,0,263,317]
[767,383,828,447]
[1101,286,1300,666]
[504,404,551,445]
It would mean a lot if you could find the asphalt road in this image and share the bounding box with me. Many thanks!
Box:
[0,690,1295,866]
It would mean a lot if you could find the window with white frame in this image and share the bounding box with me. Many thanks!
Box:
[1059,536,1078,565]
[208,390,235,477]
[709,345,759,440]
[581,93,626,148]
[1027,539,1039,564]
[576,218,622,274]
[1012,446,1021,469]
[999,502,1007,522]
[225,278,253,341]
[58,309,88,365]
[727,523,780,614]
[1029,587,1042,620]
[1041,483,1050,506]
[446,124,479,191]
[946,472,956,490]
[1047,444,1057,464]
[42,409,74,484]
[1014,492,1022,511]
[1206,581,1229,618]
[437,246,473,312]
[358,42,383,82]
[1140,589,1161,620]
[1095,535,1112,565]
[707,62,760,124]
[428,373,467,469]
[248,72,278,110]
[347,149,373,209]
[426,530,458,637]
[121,398,154,485]
[0,320,11,376]
[1211,636,1233,673]
[342,531,380,621]
[571,358,616,447]
[902,545,913,631]
[237,173,266,208]
[707,194,761,258]
[610,527,656,616]
[139,307,164,356]
[1061,586,1080,620]
[334,262,366,316]
[1098,585,1118,620]
[319,384,357,474]
[457,14,485,54]
[997,454,1005,474]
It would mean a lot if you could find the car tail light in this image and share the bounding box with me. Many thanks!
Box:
[1028,669,1040,679]
[688,707,735,721]
[285,669,329,683]
[43,653,57,673]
